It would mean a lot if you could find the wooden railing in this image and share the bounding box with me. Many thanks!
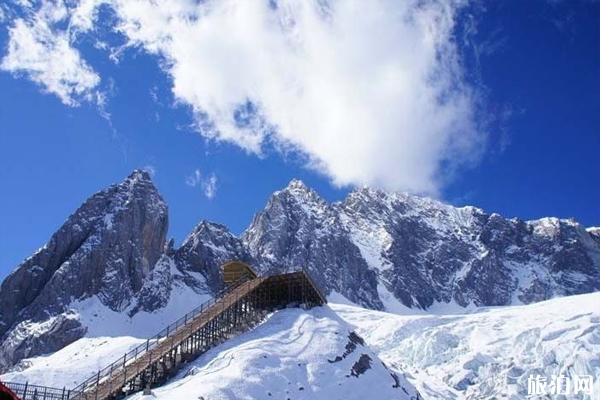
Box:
[71,276,259,398]
[2,381,83,400]
[7,269,326,400]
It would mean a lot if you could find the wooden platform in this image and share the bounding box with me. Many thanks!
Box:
[62,269,326,400]
[5,269,325,400]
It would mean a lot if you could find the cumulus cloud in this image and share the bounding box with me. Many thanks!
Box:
[111,0,483,193]
[186,169,218,199]
[3,0,485,193]
[1,1,101,106]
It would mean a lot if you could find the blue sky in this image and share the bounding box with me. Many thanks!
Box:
[0,0,598,279]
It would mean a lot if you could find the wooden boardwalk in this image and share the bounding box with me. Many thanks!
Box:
[65,269,326,400]
[76,278,265,399]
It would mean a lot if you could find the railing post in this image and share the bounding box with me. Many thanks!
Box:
[94,370,100,400]
[108,364,113,395]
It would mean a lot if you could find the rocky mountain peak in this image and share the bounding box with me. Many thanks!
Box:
[286,178,308,189]
[0,171,169,370]
[127,168,152,182]
[2,173,599,373]
[277,179,328,211]
[185,220,231,242]
[175,220,251,294]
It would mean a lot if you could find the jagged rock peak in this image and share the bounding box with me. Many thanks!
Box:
[180,220,242,253]
[176,220,250,294]
[127,168,152,182]
[187,220,232,237]
[345,185,482,215]
[286,178,310,191]
[0,170,169,371]
[276,179,328,208]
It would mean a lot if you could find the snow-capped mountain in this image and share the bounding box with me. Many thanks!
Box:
[244,180,383,309]
[1,171,599,372]
[245,180,600,310]
[174,221,252,295]
[0,171,208,371]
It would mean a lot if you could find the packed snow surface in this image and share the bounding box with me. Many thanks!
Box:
[332,292,600,400]
[2,307,418,400]
[124,307,417,400]
[1,336,145,388]
[3,294,598,400]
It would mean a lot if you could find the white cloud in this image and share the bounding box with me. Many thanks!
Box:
[1,1,101,106]
[202,173,218,200]
[185,169,203,187]
[4,0,485,193]
[109,0,483,193]
[186,169,218,199]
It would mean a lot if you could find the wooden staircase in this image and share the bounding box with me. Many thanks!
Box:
[67,269,325,400]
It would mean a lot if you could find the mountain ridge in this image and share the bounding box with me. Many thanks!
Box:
[1,170,598,371]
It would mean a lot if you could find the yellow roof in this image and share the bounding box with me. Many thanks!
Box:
[220,261,258,283]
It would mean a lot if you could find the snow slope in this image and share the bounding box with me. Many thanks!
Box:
[333,292,600,399]
[4,293,597,399]
[2,307,419,400]
[1,336,144,388]
[124,307,418,400]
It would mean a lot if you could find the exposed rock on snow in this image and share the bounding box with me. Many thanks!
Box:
[1,173,599,372]
[333,292,600,399]
[2,307,420,400]
[120,307,420,400]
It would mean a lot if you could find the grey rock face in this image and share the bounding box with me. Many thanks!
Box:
[244,183,600,310]
[175,221,252,295]
[243,180,382,309]
[128,255,175,316]
[1,174,599,372]
[1,313,86,372]
[0,170,169,370]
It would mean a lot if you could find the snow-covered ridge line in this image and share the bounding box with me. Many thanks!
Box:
[2,172,599,372]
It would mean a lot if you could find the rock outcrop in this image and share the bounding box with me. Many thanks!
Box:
[0,170,168,369]
[1,173,599,371]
